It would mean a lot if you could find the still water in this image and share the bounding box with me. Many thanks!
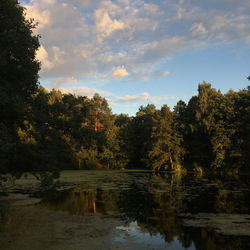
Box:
[1,170,250,250]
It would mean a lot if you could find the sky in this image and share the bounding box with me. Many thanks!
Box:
[21,0,250,115]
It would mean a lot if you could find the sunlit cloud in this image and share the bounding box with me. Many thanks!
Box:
[112,67,129,78]
[56,86,111,98]
[46,86,177,106]
[36,45,53,70]
[24,3,51,29]
[115,92,177,103]
[94,9,125,43]
[23,0,250,81]
[49,77,78,89]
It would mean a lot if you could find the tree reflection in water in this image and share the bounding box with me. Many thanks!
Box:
[38,172,250,250]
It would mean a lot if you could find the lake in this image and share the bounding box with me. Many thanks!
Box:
[0,170,250,250]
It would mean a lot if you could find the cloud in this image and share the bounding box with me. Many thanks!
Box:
[49,77,78,89]
[129,69,170,81]
[51,46,65,64]
[56,86,111,98]
[24,5,50,29]
[117,92,150,102]
[36,45,66,71]
[36,45,53,70]
[116,92,176,103]
[94,9,125,42]
[112,67,129,78]
[23,0,250,81]
[190,23,207,36]
[153,70,171,77]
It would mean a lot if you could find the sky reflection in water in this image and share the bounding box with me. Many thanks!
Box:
[37,171,250,250]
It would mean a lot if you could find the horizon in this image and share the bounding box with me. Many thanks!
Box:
[21,0,250,115]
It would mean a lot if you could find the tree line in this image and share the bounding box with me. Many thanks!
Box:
[1,82,249,174]
[0,0,249,175]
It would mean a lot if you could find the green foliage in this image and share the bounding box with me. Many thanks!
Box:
[0,0,40,174]
[85,148,99,169]
[145,105,183,171]
[176,82,249,172]
[125,104,156,168]
[20,83,248,173]
[0,2,248,174]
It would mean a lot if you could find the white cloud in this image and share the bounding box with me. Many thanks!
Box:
[52,46,65,64]
[94,9,125,42]
[177,8,185,19]
[45,82,177,107]
[25,6,51,29]
[153,70,170,77]
[49,77,78,89]
[23,0,250,81]
[116,92,176,103]
[129,69,170,81]
[36,45,53,70]
[112,67,129,78]
[56,86,111,98]
[117,92,150,102]
[36,45,65,71]
[190,23,207,36]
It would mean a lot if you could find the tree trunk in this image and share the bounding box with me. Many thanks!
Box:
[169,150,174,169]
[93,200,96,213]
[95,109,98,131]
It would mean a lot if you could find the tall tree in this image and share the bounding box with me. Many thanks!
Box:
[146,105,182,170]
[184,82,229,169]
[130,104,156,168]
[0,0,40,173]
[226,89,250,170]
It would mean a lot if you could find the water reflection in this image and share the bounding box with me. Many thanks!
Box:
[38,172,250,250]
[115,221,196,250]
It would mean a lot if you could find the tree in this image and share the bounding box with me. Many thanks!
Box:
[100,125,129,169]
[183,82,229,169]
[226,89,250,170]
[146,105,182,170]
[131,104,156,168]
[0,0,40,123]
[0,0,40,173]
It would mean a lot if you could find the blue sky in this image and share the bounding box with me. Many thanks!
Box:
[22,0,250,115]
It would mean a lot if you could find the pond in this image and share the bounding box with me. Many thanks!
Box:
[0,170,250,250]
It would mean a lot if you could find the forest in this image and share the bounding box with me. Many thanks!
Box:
[0,0,250,176]
[1,83,249,175]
